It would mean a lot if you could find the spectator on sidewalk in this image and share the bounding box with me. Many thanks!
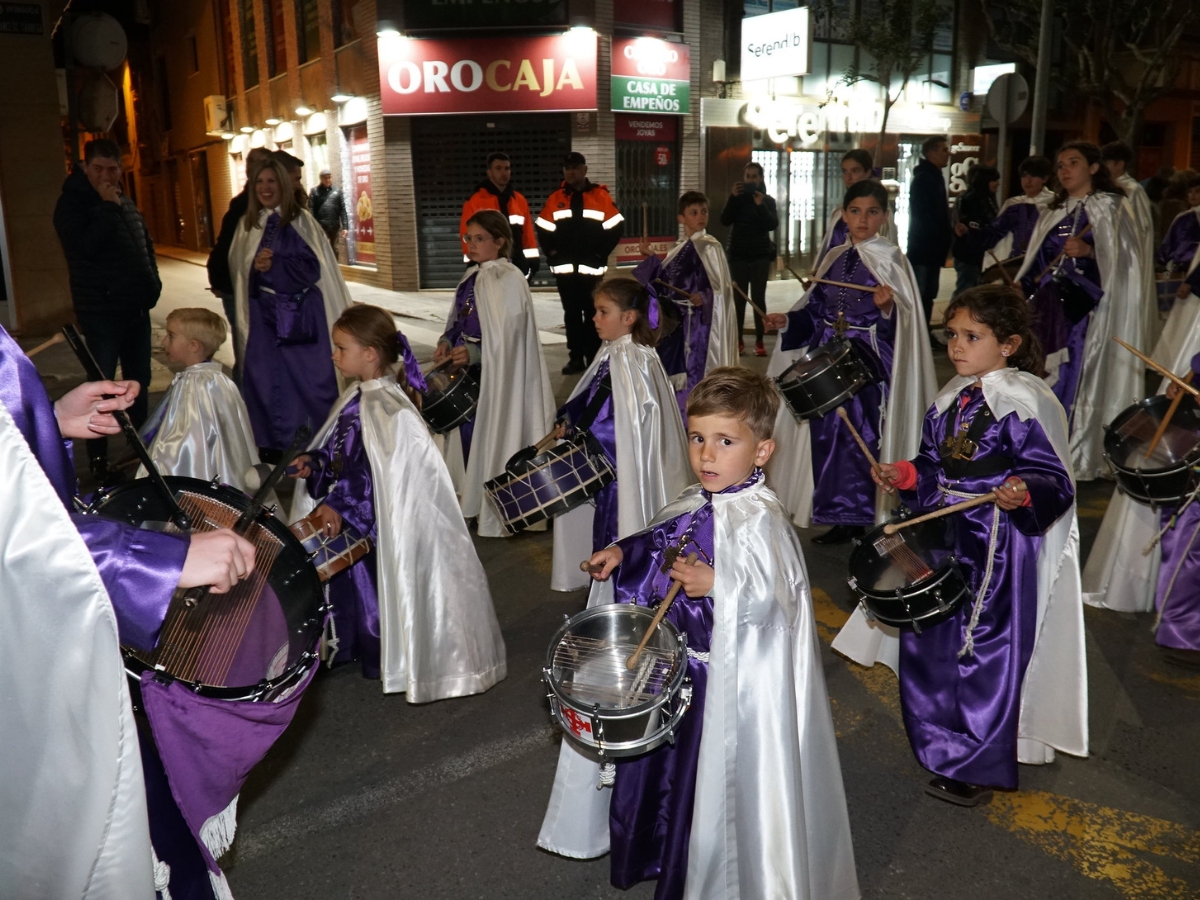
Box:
[951,164,1000,298]
[461,152,540,281]
[907,135,953,330]
[53,139,162,481]
[310,168,349,250]
[536,152,624,374]
[720,161,779,356]
[207,146,272,385]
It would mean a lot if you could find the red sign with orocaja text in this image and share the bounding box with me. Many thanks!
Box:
[378,32,598,116]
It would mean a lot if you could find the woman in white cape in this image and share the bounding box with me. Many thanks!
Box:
[434,209,554,538]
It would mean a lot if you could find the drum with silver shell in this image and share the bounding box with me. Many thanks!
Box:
[775,337,876,421]
[1104,394,1200,507]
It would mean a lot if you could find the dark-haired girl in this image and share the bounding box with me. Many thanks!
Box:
[835,284,1087,807]
[550,276,691,591]
[1016,140,1144,481]
[763,180,936,544]
[290,304,506,698]
[815,148,894,269]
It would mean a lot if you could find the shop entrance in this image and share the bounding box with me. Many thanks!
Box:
[412,114,571,288]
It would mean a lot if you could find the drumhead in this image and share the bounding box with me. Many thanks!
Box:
[89,477,325,700]
[1105,395,1200,474]
[778,338,853,384]
[848,516,957,597]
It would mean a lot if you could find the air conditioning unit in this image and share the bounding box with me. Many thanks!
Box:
[203,95,228,134]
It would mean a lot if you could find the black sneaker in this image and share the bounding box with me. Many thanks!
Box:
[924,775,993,807]
[561,359,586,375]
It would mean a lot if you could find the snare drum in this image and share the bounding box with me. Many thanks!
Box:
[484,431,615,534]
[847,514,970,632]
[775,337,876,421]
[543,604,692,759]
[981,254,1024,286]
[422,364,480,434]
[290,510,372,581]
[1104,395,1200,506]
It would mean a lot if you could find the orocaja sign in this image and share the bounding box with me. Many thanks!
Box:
[611,37,690,115]
[378,32,597,115]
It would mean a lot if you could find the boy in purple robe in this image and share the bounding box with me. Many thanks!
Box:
[982,155,1054,260]
[1156,177,1200,303]
[633,191,738,418]
[872,285,1084,806]
[570,367,858,900]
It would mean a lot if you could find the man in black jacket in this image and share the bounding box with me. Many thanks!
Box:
[309,168,349,248]
[720,162,778,356]
[906,135,953,330]
[207,146,271,385]
[53,139,162,478]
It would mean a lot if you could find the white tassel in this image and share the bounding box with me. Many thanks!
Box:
[199,795,239,861]
[151,845,172,900]
[320,583,340,666]
[598,762,616,788]
[208,870,236,900]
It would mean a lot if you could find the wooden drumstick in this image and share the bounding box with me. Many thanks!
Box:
[422,357,455,376]
[808,277,881,295]
[641,201,648,243]
[626,553,698,670]
[882,481,1027,535]
[533,425,562,455]
[1112,338,1200,397]
[1033,223,1093,284]
[731,282,770,320]
[836,407,892,493]
[24,332,65,358]
[579,560,606,574]
[1144,370,1195,460]
[986,249,1020,292]
[654,277,702,309]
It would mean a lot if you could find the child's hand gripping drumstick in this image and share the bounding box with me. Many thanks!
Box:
[882,479,1028,534]
[625,553,699,670]
[836,406,894,493]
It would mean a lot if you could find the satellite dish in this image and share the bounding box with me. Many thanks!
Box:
[71,12,128,71]
[985,73,1029,125]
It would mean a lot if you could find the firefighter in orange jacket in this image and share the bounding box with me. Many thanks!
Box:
[536,152,624,373]
[459,152,540,281]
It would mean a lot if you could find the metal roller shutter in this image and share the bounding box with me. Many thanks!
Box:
[412,113,571,289]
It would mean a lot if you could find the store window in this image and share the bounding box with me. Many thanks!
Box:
[239,0,258,88]
[615,116,680,264]
[264,0,287,78]
[342,125,375,267]
[295,0,320,64]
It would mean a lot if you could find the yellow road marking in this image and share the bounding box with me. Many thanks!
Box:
[811,588,902,724]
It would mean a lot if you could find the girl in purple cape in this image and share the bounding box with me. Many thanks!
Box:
[869,285,1086,806]
[290,305,507,698]
[231,158,348,455]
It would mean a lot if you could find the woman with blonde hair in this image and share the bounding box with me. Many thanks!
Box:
[230,157,351,454]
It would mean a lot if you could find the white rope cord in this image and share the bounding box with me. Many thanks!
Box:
[939,485,1002,658]
[686,647,710,663]
[598,761,616,787]
[1143,479,1200,556]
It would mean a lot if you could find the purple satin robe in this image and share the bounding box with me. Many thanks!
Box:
[899,387,1074,789]
[441,272,483,462]
[304,391,381,678]
[606,472,760,900]
[558,360,617,551]
[819,218,850,269]
[984,201,1042,255]
[242,214,340,450]
[1156,210,1200,295]
[1020,206,1101,418]
[634,244,714,418]
[781,247,894,525]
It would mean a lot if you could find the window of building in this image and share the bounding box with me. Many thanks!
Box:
[264,0,287,78]
[296,0,320,64]
[156,56,172,131]
[307,133,329,175]
[239,0,258,88]
[332,0,363,49]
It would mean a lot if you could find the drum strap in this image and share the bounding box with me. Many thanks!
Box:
[940,403,1014,478]
[575,373,613,432]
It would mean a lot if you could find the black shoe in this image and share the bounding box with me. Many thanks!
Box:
[561,359,586,375]
[812,525,866,546]
[924,776,993,807]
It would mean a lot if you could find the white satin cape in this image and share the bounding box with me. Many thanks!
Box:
[1118,174,1161,347]
[137,362,260,492]
[662,230,739,376]
[229,207,350,392]
[816,205,894,269]
[550,334,692,591]
[291,376,507,700]
[539,480,860,900]
[764,234,937,527]
[1015,191,1144,480]
[990,189,1054,261]
[442,258,555,537]
[0,402,155,899]
[832,367,1089,765]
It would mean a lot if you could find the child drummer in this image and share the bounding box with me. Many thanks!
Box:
[834,284,1087,807]
[539,367,859,900]
[763,180,935,543]
[633,191,739,418]
[549,276,691,592]
[290,304,506,700]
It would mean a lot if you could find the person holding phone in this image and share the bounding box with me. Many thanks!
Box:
[720,162,778,356]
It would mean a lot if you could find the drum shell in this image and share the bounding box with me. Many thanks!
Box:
[846,518,971,632]
[775,337,877,421]
[484,432,615,534]
[87,476,325,700]
[1104,395,1200,507]
[421,364,481,434]
[543,604,691,758]
[291,514,371,581]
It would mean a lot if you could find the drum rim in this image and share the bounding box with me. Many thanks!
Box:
[546,682,693,757]
[89,476,326,700]
[775,339,872,420]
[1103,395,1200,503]
[421,365,481,434]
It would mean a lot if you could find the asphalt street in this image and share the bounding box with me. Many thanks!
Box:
[22,256,1200,900]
